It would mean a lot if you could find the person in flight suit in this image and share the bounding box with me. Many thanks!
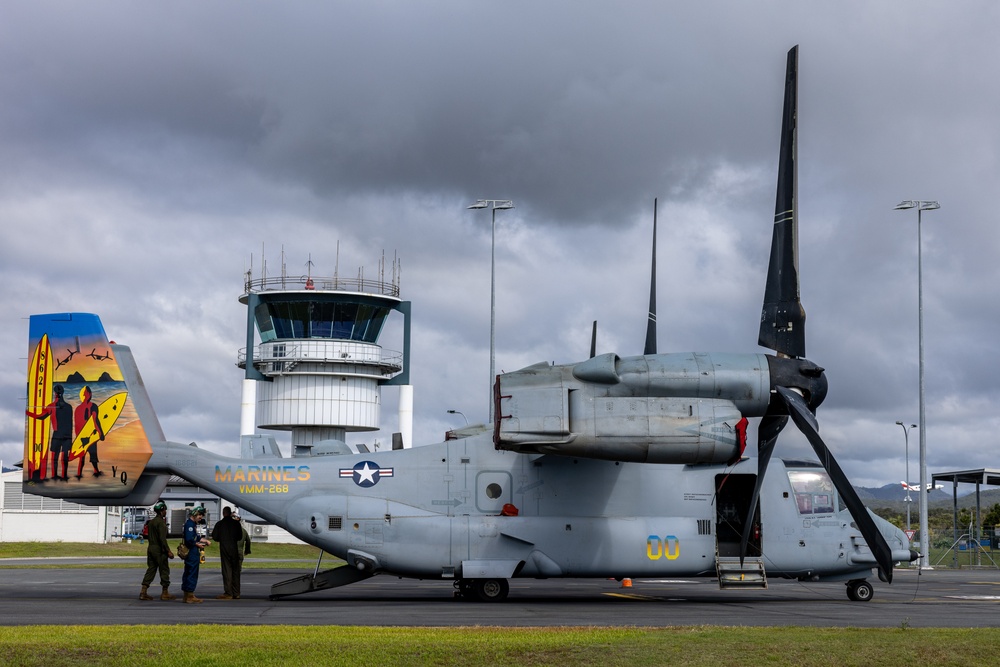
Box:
[181,506,211,604]
[139,500,175,600]
[210,506,244,600]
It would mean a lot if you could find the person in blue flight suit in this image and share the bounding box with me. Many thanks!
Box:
[181,505,211,603]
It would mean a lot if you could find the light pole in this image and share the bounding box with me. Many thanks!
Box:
[447,409,469,426]
[894,199,939,568]
[895,421,917,531]
[468,199,514,424]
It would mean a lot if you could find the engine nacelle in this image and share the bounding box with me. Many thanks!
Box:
[495,352,771,464]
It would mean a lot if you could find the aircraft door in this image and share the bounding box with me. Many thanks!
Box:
[715,474,761,557]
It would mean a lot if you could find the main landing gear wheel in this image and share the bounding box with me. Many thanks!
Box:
[473,578,509,602]
[455,578,509,602]
[846,579,874,602]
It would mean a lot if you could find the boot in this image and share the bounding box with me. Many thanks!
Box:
[139,585,154,601]
[160,586,176,601]
[183,591,203,604]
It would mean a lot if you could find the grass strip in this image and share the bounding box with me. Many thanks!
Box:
[0,625,997,667]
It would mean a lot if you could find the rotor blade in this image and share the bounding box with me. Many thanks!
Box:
[775,386,895,583]
[590,321,597,359]
[739,414,788,563]
[758,45,806,359]
[644,198,658,356]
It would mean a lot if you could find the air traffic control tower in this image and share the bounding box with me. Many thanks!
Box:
[237,259,412,454]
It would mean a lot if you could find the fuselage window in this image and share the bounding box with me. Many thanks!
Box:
[787,470,836,515]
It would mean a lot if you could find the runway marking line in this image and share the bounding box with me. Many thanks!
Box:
[945,595,1000,601]
[604,593,660,601]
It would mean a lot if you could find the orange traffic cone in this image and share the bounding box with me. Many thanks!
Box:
[621,578,633,588]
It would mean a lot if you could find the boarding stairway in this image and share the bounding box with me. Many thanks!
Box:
[269,564,372,599]
[268,550,373,599]
[715,556,768,589]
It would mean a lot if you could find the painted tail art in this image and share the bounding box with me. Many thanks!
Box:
[23,313,168,505]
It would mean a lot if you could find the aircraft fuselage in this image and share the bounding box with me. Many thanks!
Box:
[148,428,908,584]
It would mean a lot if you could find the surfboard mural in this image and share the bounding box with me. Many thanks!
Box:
[26,333,53,482]
[24,313,152,498]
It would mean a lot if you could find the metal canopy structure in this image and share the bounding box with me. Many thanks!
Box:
[932,468,1000,564]
[933,469,1000,486]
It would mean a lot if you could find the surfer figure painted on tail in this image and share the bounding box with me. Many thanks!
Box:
[74,386,105,479]
[22,313,153,499]
[25,383,73,481]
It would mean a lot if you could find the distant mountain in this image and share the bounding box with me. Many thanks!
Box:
[856,483,949,503]
[57,371,116,383]
[857,483,1000,510]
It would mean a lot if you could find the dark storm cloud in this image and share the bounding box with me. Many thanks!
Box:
[1,2,788,223]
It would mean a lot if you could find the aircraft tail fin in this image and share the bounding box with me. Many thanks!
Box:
[23,313,168,506]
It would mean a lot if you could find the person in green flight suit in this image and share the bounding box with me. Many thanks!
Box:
[211,506,244,600]
[139,500,175,600]
[234,512,252,598]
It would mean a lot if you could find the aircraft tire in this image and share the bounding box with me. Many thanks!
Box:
[473,578,509,602]
[846,580,873,602]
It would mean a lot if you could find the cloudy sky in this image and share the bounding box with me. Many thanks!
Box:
[1,2,997,490]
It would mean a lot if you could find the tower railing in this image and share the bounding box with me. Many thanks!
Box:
[237,342,403,378]
[244,274,400,298]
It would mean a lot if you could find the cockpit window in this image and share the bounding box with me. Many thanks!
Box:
[787,470,836,515]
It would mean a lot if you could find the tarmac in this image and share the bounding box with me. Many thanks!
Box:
[2,559,1000,627]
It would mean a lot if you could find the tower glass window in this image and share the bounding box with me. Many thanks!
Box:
[255,299,390,343]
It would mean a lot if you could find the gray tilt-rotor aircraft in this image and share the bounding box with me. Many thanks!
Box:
[22,46,917,603]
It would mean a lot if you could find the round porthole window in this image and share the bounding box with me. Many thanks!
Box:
[486,482,502,499]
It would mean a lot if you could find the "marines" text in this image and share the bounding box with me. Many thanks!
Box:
[215,465,311,483]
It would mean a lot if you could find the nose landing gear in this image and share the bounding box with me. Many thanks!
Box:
[846,579,874,602]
